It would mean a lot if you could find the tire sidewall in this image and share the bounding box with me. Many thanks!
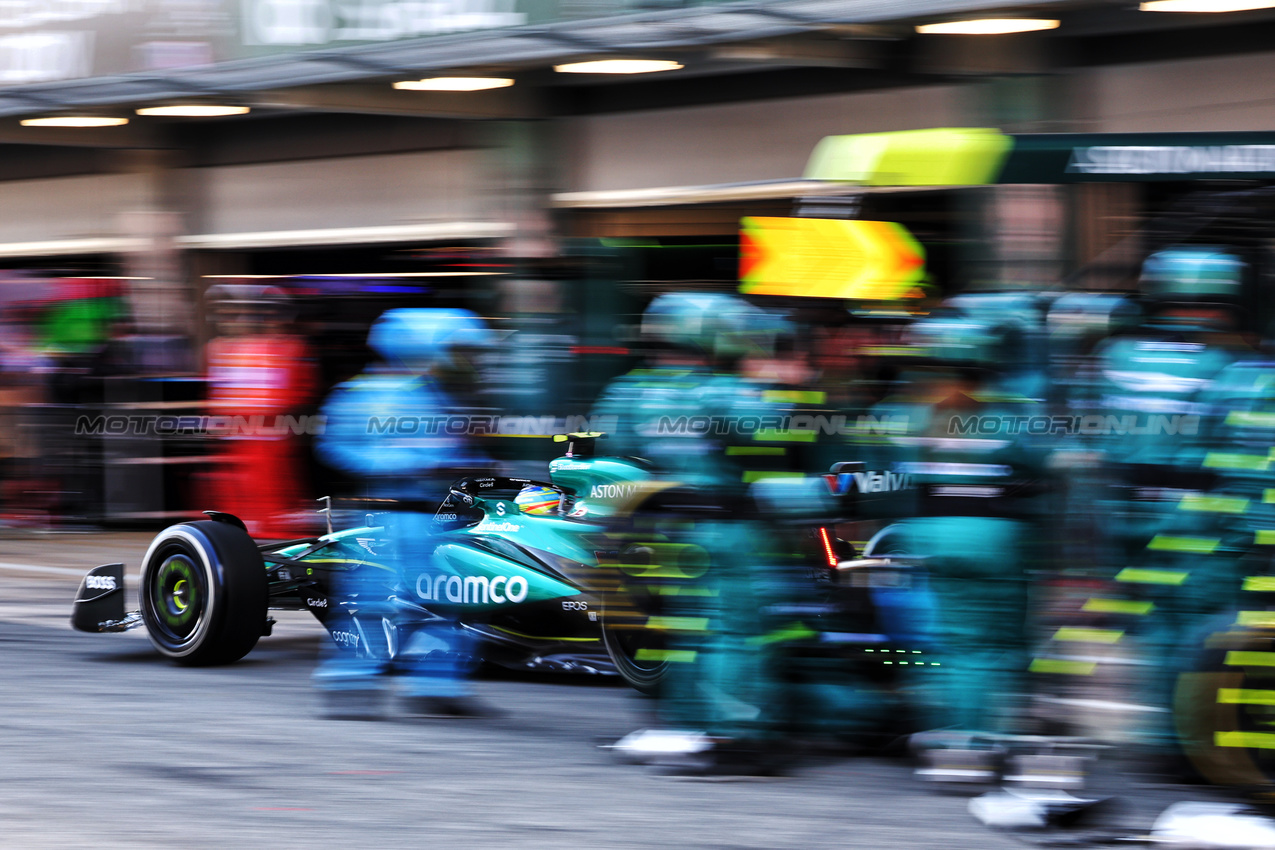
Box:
[601,607,667,695]
[140,525,221,660]
[139,521,266,665]
[600,490,710,696]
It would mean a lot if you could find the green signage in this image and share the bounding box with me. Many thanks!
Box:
[807,130,1275,186]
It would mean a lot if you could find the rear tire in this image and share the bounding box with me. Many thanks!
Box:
[600,487,718,695]
[601,599,668,696]
[1175,617,1275,788]
[139,520,268,666]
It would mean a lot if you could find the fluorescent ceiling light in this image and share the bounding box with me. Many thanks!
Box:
[553,59,683,74]
[177,221,515,250]
[915,18,1061,34]
[0,237,143,257]
[393,77,514,91]
[203,272,502,279]
[1140,0,1275,10]
[136,105,251,117]
[20,116,129,127]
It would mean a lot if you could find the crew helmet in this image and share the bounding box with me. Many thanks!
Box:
[207,283,292,324]
[1141,247,1244,305]
[367,308,493,369]
[207,282,289,299]
[904,313,1007,368]
[1047,293,1140,345]
[514,484,561,515]
[641,292,789,359]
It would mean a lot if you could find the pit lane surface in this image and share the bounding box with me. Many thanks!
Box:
[0,532,1209,849]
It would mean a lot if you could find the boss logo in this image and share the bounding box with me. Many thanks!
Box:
[85,575,117,591]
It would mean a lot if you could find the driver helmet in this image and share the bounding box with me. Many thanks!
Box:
[514,484,561,515]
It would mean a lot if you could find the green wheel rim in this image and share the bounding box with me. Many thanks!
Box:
[153,554,205,641]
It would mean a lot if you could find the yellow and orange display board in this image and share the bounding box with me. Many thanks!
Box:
[739,216,926,301]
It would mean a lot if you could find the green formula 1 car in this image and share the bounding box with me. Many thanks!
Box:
[72,434,919,696]
[70,434,734,691]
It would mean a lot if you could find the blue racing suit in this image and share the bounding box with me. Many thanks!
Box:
[313,369,485,698]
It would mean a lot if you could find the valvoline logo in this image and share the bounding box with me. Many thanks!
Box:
[825,469,913,495]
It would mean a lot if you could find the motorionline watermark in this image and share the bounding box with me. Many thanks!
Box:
[366,415,619,436]
[76,414,327,437]
[947,414,1200,437]
[646,414,910,437]
[360,413,912,438]
[351,412,1196,439]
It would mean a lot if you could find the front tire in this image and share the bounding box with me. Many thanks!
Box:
[139,520,268,665]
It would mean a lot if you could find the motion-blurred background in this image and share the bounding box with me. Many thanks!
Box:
[2,0,1275,530]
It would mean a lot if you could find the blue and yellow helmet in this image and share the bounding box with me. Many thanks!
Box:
[515,484,561,516]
